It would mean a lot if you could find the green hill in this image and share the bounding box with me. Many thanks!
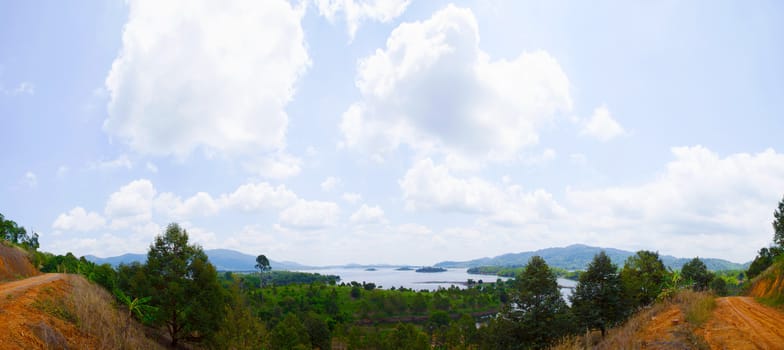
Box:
[435,244,748,271]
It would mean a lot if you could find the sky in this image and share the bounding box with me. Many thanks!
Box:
[1,0,783,266]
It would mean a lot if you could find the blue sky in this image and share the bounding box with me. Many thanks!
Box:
[1,0,783,265]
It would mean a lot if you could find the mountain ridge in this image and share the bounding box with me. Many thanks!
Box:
[85,249,310,271]
[434,244,749,271]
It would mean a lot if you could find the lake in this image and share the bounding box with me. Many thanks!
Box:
[295,267,577,299]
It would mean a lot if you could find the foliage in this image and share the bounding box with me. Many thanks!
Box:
[507,256,575,349]
[143,223,225,347]
[681,257,713,291]
[709,276,728,296]
[0,212,40,251]
[468,265,581,280]
[213,281,268,349]
[747,246,783,279]
[620,250,668,309]
[774,194,784,247]
[268,314,310,350]
[570,251,624,336]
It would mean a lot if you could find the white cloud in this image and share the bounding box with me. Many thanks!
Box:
[340,5,572,163]
[320,176,342,192]
[279,200,340,230]
[580,105,626,141]
[315,0,410,40]
[567,146,784,260]
[52,207,106,232]
[247,153,302,179]
[350,204,386,224]
[145,162,158,173]
[400,158,566,224]
[23,171,37,188]
[221,182,298,212]
[342,192,362,204]
[154,192,220,220]
[104,0,310,158]
[92,154,133,171]
[104,179,156,229]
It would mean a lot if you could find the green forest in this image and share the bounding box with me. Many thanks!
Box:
[2,194,783,349]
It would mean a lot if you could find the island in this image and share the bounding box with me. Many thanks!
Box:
[415,266,447,273]
[365,268,377,271]
[395,266,414,271]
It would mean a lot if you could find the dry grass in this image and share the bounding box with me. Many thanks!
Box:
[550,290,714,350]
[65,275,164,350]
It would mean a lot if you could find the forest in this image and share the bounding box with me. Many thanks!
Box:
[1,194,782,349]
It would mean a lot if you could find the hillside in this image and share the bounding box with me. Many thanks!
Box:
[435,244,748,271]
[748,259,784,305]
[0,243,39,281]
[86,248,310,271]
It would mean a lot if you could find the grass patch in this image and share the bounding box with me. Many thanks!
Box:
[684,294,715,326]
[756,295,784,308]
[32,298,78,324]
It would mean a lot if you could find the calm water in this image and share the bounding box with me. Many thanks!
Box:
[295,267,577,299]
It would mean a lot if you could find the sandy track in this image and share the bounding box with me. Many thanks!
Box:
[0,274,65,299]
[700,297,784,350]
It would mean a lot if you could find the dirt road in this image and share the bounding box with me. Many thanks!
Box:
[0,274,65,299]
[699,297,784,349]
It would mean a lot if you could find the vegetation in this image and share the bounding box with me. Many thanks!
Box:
[468,265,581,280]
[570,251,624,336]
[415,266,447,273]
[2,205,780,349]
[620,250,668,309]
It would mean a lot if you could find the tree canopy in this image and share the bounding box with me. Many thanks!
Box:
[620,250,667,308]
[146,223,224,347]
[681,257,712,291]
[570,251,624,336]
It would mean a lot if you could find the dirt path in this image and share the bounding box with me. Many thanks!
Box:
[699,297,784,349]
[0,274,65,299]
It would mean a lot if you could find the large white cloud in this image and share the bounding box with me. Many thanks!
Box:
[400,158,566,224]
[567,146,784,260]
[52,207,106,232]
[279,200,340,230]
[104,179,156,229]
[340,5,572,162]
[315,0,410,40]
[105,0,310,158]
[350,204,386,224]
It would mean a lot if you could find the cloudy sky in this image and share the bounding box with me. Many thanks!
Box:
[2,1,783,265]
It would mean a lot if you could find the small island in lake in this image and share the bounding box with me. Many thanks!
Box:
[395,266,414,271]
[415,266,447,273]
[365,268,377,271]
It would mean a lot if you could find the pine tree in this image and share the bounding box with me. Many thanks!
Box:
[570,251,624,336]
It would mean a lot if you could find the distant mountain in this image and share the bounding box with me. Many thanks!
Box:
[434,244,749,271]
[85,249,310,271]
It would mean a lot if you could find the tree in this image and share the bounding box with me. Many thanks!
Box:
[269,314,310,350]
[681,257,713,291]
[620,250,667,309]
[508,256,574,349]
[774,195,784,247]
[256,254,271,283]
[570,251,624,336]
[146,223,224,347]
[709,276,728,296]
[747,246,783,279]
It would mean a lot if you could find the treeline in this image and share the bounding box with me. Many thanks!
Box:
[467,265,581,280]
[0,213,39,250]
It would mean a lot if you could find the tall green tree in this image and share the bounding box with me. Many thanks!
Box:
[256,254,271,287]
[508,256,574,349]
[774,194,784,247]
[681,257,713,291]
[620,250,668,309]
[570,251,624,336]
[146,223,224,347]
